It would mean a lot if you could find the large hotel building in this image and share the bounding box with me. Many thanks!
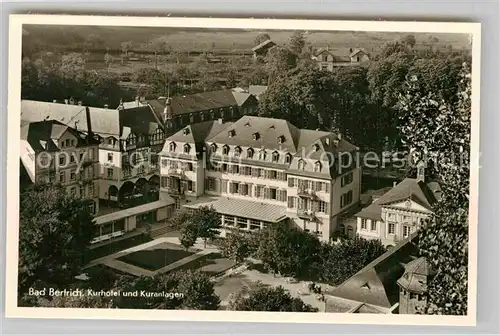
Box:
[159,115,362,241]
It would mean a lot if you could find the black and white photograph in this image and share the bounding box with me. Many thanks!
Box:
[6,15,480,325]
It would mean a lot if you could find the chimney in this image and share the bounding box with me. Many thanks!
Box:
[78,101,82,106]
[64,99,69,104]
[85,106,93,137]
[163,97,173,122]
[325,138,330,146]
[218,118,223,124]
[135,96,140,107]
[69,97,75,105]
[393,181,398,188]
[326,45,329,51]
[338,133,342,140]
[104,104,109,109]
[53,99,57,103]
[349,48,353,53]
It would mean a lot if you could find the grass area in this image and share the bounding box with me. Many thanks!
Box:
[118,242,197,271]
[88,234,153,261]
[171,252,236,277]
[23,25,472,55]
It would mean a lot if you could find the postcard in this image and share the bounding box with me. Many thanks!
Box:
[5,14,480,326]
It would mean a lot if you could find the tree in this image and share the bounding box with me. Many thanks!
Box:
[114,270,220,310]
[219,231,255,264]
[254,33,271,46]
[255,222,321,278]
[179,219,198,250]
[229,285,317,312]
[319,237,386,285]
[397,63,471,315]
[400,34,417,48]
[39,295,114,308]
[289,31,306,55]
[121,40,133,57]
[59,52,86,81]
[191,206,221,248]
[264,46,297,84]
[104,52,113,73]
[18,185,97,297]
[143,39,167,70]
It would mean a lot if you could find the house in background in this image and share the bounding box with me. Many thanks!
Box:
[20,119,101,214]
[349,48,370,63]
[344,162,441,247]
[397,256,436,314]
[252,39,277,60]
[159,115,361,242]
[248,85,268,101]
[311,47,340,71]
[143,90,259,136]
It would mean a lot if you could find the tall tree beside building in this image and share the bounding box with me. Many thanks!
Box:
[264,46,297,84]
[191,206,222,248]
[398,63,471,315]
[18,185,97,302]
[219,231,255,264]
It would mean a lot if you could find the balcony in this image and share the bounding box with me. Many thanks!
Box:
[297,209,316,221]
[297,188,317,199]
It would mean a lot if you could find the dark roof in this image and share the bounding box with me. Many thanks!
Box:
[356,178,441,220]
[350,48,369,58]
[330,233,420,308]
[20,120,92,153]
[396,257,436,294]
[21,100,161,138]
[251,39,276,52]
[146,90,255,119]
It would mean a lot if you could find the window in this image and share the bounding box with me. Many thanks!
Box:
[107,153,113,162]
[70,187,76,196]
[59,172,65,183]
[107,168,113,179]
[268,188,278,200]
[252,132,260,140]
[237,217,247,229]
[298,159,305,170]
[223,145,230,155]
[258,168,265,178]
[205,178,216,191]
[314,161,322,172]
[361,218,367,230]
[340,224,346,235]
[88,184,94,197]
[185,162,193,171]
[340,190,353,208]
[371,220,377,231]
[221,163,228,173]
[189,113,194,123]
[259,150,266,160]
[247,148,254,158]
[318,201,327,213]
[183,144,191,154]
[268,170,277,180]
[70,154,75,163]
[169,142,176,152]
[287,196,296,208]
[255,185,264,198]
[403,225,410,237]
[187,180,194,192]
[272,151,279,163]
[70,170,76,181]
[277,135,285,144]
[59,155,65,165]
[234,146,242,157]
[341,172,354,187]
[211,143,217,153]
[313,143,320,152]
[200,112,204,121]
[285,153,292,164]
[388,223,395,234]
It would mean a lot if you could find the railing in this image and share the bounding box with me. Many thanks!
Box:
[297,188,316,199]
[297,209,316,221]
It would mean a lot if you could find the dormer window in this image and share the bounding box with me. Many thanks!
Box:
[277,135,285,144]
[325,138,330,146]
[245,121,251,127]
[184,144,191,154]
[189,113,194,123]
[211,143,217,152]
[252,132,260,140]
[210,110,215,119]
[272,151,280,163]
[247,148,254,158]
[259,150,266,160]
[234,146,242,157]
[200,112,204,121]
[228,129,236,138]
[314,161,322,172]
[223,145,230,155]
[169,142,176,152]
[298,159,305,170]
[285,153,292,164]
[182,128,190,135]
[313,143,320,152]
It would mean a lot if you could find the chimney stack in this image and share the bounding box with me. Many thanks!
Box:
[349,48,353,53]
[104,104,109,109]
[338,133,342,140]
[64,99,69,105]
[85,106,93,139]
[53,99,57,103]
[393,181,397,188]
[218,118,223,124]
[78,101,82,106]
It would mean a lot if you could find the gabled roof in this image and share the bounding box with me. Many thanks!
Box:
[165,120,232,146]
[331,233,419,308]
[397,257,436,294]
[20,120,91,153]
[251,39,276,52]
[21,100,161,138]
[314,47,335,57]
[350,48,368,57]
[248,85,268,99]
[355,178,441,220]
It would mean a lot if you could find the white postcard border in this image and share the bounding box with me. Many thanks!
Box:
[5,14,481,326]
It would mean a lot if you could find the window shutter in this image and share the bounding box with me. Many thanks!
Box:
[282,189,287,200]
[288,178,294,187]
[287,196,293,208]
[264,188,269,199]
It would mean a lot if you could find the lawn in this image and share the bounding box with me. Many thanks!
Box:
[171,252,236,277]
[118,242,198,271]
